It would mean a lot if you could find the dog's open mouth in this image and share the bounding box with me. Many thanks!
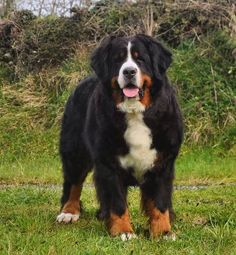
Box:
[122,85,139,98]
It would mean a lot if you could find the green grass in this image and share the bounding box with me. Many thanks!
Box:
[0,146,235,254]
[0,185,235,255]
[175,147,236,185]
[0,155,61,185]
[0,147,235,185]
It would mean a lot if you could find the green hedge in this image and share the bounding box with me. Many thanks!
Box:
[0,1,235,159]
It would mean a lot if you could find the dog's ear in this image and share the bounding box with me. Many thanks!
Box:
[136,34,172,80]
[91,36,115,83]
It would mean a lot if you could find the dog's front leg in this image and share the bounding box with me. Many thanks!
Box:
[141,154,176,239]
[94,161,135,240]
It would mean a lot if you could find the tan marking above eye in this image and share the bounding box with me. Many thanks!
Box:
[114,51,126,62]
[133,51,139,59]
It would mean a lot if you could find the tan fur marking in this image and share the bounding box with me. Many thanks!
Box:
[111,77,118,89]
[143,199,171,238]
[140,74,152,107]
[140,88,151,107]
[133,51,139,59]
[61,185,82,215]
[142,74,152,88]
[112,90,123,105]
[108,209,134,236]
[111,76,123,105]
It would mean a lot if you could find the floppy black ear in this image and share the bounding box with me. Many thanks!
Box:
[136,34,172,79]
[91,36,115,82]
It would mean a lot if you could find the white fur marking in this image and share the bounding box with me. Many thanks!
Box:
[119,111,157,182]
[120,233,137,241]
[117,42,142,89]
[163,232,177,241]
[56,212,80,223]
[117,97,145,113]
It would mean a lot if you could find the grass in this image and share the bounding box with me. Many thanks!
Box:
[0,185,235,255]
[0,146,235,185]
[0,146,235,254]
[175,147,236,185]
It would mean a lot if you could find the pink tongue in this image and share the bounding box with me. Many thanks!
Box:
[122,87,139,98]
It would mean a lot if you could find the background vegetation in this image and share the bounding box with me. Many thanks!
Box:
[0,0,235,163]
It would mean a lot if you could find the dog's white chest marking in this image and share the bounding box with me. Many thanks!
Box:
[118,110,157,182]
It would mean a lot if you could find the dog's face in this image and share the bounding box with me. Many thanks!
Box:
[91,34,172,112]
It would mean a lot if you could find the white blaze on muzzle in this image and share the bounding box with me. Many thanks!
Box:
[117,42,142,90]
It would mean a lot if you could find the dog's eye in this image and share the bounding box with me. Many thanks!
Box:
[133,51,144,62]
[114,51,126,63]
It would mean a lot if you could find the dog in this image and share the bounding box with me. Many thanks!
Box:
[56,34,183,240]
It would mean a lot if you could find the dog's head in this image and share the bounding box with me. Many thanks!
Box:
[91,34,172,112]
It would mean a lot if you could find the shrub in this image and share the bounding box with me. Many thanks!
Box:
[169,32,236,146]
[1,1,234,76]
[15,16,82,75]
[0,1,235,158]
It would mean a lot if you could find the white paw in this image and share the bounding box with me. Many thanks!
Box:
[163,232,177,241]
[120,233,137,241]
[56,212,80,223]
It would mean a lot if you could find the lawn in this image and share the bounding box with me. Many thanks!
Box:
[0,185,235,255]
[0,146,235,185]
[0,147,236,254]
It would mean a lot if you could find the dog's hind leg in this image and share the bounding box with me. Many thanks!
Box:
[57,150,92,223]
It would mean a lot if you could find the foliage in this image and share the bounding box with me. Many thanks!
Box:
[14,16,82,75]
[169,32,236,146]
[0,46,91,161]
[0,0,235,75]
[0,1,235,160]
[10,9,36,26]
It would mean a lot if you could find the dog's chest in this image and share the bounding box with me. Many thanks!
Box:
[118,112,157,182]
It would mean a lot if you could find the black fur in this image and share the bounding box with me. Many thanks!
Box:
[59,34,183,224]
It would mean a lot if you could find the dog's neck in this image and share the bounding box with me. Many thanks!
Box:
[117,98,145,113]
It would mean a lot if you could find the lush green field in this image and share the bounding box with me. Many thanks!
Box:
[0,147,236,254]
[0,146,235,185]
[0,184,235,255]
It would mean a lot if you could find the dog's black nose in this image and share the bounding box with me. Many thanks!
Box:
[123,67,137,79]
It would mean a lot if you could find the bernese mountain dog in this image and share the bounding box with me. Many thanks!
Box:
[56,34,183,241]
